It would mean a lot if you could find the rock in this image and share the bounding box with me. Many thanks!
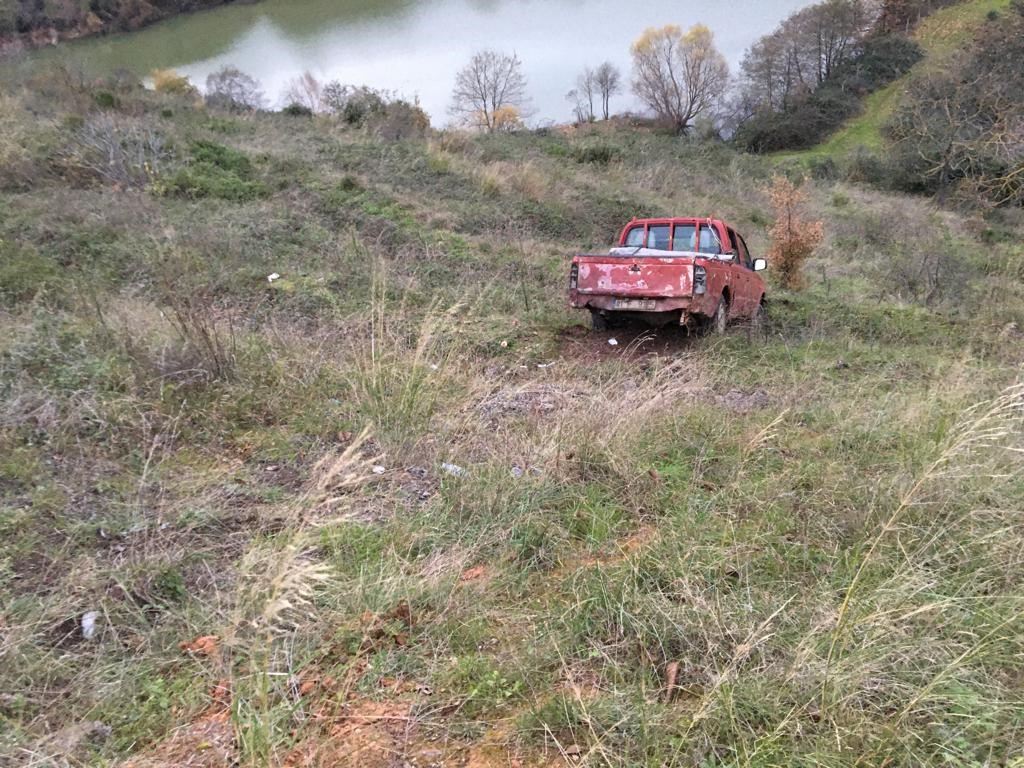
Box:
[440,462,466,478]
[372,465,386,475]
[607,338,619,346]
[81,611,99,640]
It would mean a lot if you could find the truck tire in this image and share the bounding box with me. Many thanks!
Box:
[751,299,766,337]
[590,310,609,331]
[712,299,728,335]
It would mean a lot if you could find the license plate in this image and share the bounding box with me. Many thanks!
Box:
[614,298,656,310]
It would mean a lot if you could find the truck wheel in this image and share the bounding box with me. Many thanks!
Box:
[751,300,766,336]
[590,310,609,331]
[712,299,728,335]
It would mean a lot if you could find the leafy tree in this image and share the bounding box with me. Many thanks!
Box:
[450,50,530,132]
[630,24,729,133]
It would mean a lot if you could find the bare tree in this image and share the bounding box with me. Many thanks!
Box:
[577,67,597,122]
[283,71,323,113]
[630,24,730,132]
[738,0,875,116]
[205,66,264,111]
[566,89,589,125]
[593,61,622,119]
[450,50,529,132]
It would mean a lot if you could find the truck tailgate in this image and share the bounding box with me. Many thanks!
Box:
[575,256,694,298]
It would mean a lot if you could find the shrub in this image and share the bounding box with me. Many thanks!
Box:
[370,100,431,141]
[92,89,119,110]
[0,94,45,191]
[189,140,252,176]
[323,83,386,125]
[59,114,170,188]
[158,140,266,202]
[281,103,313,117]
[572,143,619,164]
[204,66,264,112]
[839,35,922,93]
[150,69,196,97]
[0,245,61,306]
[766,175,824,289]
[735,87,860,153]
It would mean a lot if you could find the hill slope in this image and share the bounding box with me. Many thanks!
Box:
[774,0,1012,163]
[2,72,1024,767]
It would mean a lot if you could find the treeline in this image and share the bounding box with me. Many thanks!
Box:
[732,0,924,152]
[0,0,236,40]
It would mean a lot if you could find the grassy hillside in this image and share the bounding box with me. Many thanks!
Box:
[2,70,1024,768]
[773,0,1013,164]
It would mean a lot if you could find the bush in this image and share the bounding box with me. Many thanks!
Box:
[92,89,119,110]
[0,94,45,191]
[571,143,619,164]
[735,86,860,152]
[281,103,313,117]
[204,66,263,112]
[0,246,61,306]
[371,100,431,141]
[847,35,922,91]
[323,83,386,125]
[159,140,266,202]
[767,175,824,289]
[189,140,253,177]
[59,113,170,188]
[150,69,196,97]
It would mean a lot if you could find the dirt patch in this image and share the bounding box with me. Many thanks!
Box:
[285,699,415,768]
[459,564,491,584]
[556,321,696,364]
[715,389,773,412]
[122,685,235,768]
[476,384,581,424]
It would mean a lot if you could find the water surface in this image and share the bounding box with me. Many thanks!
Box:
[13,0,808,124]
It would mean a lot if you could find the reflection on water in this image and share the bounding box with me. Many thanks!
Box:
[12,0,808,124]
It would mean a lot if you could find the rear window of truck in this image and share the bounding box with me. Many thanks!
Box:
[673,224,696,251]
[648,225,670,250]
[697,226,719,254]
[624,226,644,247]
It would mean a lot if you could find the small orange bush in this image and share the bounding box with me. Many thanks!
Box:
[151,68,196,97]
[767,175,824,290]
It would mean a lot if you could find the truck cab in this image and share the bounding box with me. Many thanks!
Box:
[569,217,767,332]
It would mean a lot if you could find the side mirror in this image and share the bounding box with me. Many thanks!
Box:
[753,258,767,271]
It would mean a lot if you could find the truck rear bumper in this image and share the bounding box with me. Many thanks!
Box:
[570,292,715,316]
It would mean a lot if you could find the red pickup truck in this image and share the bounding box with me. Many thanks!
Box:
[569,218,767,332]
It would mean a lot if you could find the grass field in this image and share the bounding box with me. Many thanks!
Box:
[1,67,1024,767]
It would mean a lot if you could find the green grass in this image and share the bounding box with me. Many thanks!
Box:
[2,66,1023,767]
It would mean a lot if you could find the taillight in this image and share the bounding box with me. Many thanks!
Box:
[569,263,579,289]
[693,265,706,295]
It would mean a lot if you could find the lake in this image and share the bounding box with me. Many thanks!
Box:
[10,0,808,125]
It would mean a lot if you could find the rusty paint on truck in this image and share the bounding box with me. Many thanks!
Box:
[569,218,767,331]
